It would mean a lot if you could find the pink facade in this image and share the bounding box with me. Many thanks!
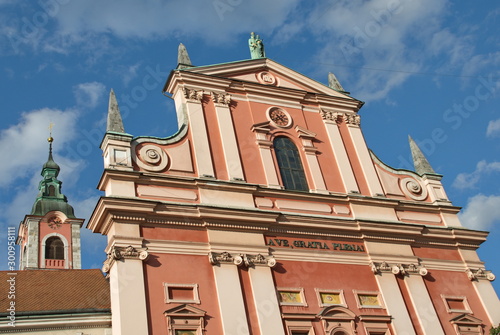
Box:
[88,55,500,334]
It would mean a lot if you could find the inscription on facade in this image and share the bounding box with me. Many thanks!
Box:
[266,238,365,252]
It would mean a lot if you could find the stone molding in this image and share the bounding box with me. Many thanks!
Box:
[370,261,428,277]
[183,87,204,102]
[466,268,496,281]
[210,91,231,105]
[209,251,276,268]
[102,245,149,273]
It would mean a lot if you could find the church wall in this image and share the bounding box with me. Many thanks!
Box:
[230,98,267,185]
[412,245,462,261]
[423,269,491,334]
[143,252,223,335]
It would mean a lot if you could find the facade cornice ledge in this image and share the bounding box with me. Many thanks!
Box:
[198,206,278,225]
[87,196,158,234]
[97,169,142,191]
[167,71,233,93]
[358,315,392,322]
[281,313,317,320]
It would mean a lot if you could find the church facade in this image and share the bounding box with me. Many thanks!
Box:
[87,39,500,335]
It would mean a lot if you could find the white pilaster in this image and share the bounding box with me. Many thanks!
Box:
[71,223,81,269]
[248,266,285,335]
[375,273,416,335]
[405,275,445,335]
[213,102,245,181]
[345,122,384,196]
[304,149,328,193]
[323,120,359,193]
[213,264,250,334]
[26,219,39,269]
[109,258,149,335]
[185,98,215,178]
[472,280,500,325]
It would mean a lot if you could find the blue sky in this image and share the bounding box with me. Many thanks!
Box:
[0,1,499,292]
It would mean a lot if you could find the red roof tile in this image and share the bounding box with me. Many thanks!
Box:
[0,269,110,314]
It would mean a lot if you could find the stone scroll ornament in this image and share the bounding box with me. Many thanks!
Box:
[466,268,496,281]
[399,177,428,201]
[370,261,428,277]
[209,252,276,268]
[134,144,169,172]
[102,246,149,273]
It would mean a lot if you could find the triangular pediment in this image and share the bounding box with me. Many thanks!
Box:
[183,58,355,100]
[164,304,206,316]
[450,313,483,325]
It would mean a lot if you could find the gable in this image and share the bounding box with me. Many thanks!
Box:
[182,58,355,100]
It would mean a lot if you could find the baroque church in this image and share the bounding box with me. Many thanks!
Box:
[1,34,499,335]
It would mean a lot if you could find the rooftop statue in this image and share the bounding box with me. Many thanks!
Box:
[249,32,265,59]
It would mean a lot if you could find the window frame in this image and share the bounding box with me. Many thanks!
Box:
[353,290,385,309]
[277,287,308,306]
[273,136,309,192]
[441,295,472,314]
[315,289,347,308]
[164,283,200,304]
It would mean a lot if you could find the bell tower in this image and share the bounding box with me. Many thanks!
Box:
[17,136,84,270]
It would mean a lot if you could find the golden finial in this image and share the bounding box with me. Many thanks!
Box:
[48,122,54,143]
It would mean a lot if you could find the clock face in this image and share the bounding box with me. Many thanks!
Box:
[48,216,62,230]
[269,108,291,127]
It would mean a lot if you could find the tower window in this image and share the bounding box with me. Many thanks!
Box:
[274,137,308,191]
[45,236,64,260]
[48,185,55,196]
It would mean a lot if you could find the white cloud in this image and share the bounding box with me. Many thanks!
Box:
[73,82,106,108]
[459,194,500,230]
[55,0,300,42]
[304,0,449,101]
[486,119,500,138]
[0,108,80,188]
[453,160,500,189]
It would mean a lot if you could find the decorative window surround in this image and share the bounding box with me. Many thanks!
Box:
[165,304,206,335]
[315,289,347,308]
[277,287,307,306]
[164,283,200,304]
[354,290,385,309]
[441,295,472,314]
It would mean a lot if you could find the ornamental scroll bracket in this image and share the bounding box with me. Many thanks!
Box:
[370,261,428,277]
[102,245,149,274]
[209,251,276,268]
[466,268,496,281]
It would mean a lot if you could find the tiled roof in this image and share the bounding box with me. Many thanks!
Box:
[0,269,110,314]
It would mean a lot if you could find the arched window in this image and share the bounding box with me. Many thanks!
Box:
[48,185,55,196]
[274,137,308,191]
[45,236,64,260]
